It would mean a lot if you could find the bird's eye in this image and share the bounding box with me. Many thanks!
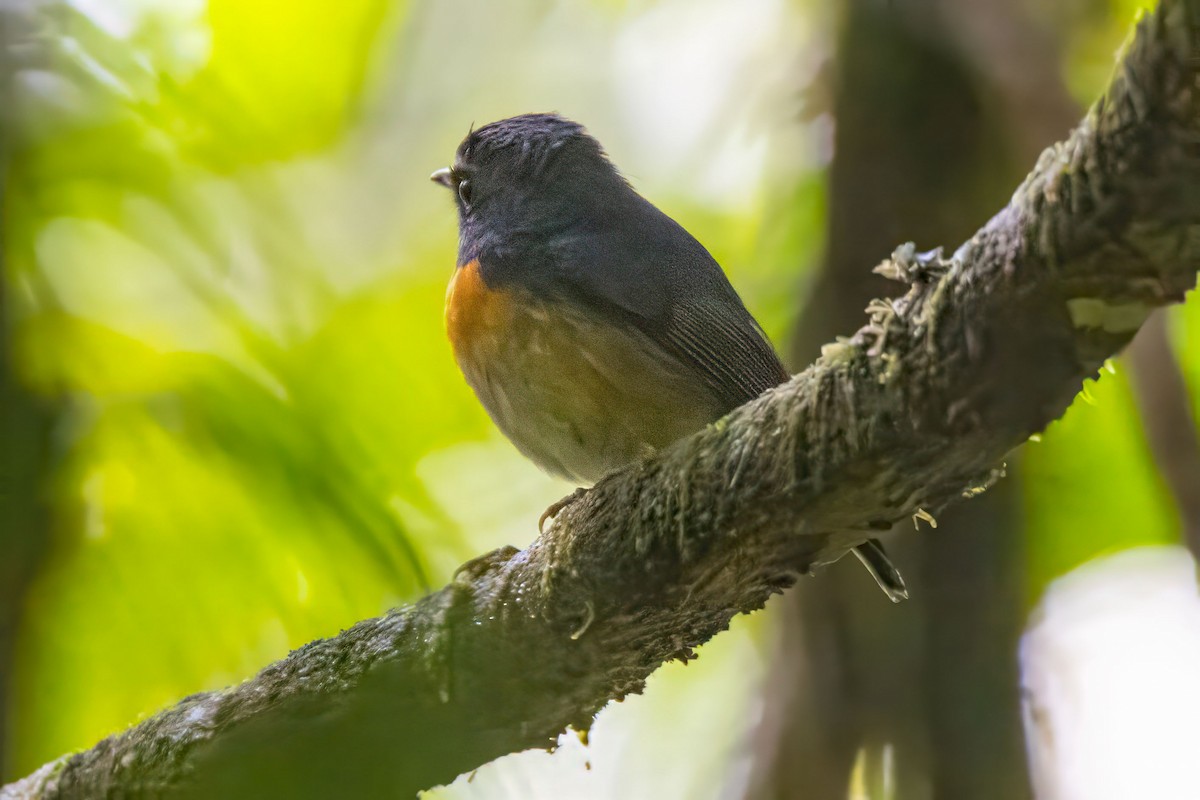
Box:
[458,180,473,206]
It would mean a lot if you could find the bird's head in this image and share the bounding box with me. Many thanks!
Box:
[431,113,627,234]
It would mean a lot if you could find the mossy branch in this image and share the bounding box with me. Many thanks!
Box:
[6,1,1200,798]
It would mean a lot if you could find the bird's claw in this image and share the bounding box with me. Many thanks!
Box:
[539,487,588,533]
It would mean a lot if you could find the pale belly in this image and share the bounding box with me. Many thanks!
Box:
[446,262,722,485]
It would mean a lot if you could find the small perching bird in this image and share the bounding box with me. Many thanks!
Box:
[433,113,906,602]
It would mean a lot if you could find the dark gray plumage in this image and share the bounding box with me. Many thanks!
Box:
[435,113,906,601]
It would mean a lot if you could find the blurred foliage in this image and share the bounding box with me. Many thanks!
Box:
[1050,0,1158,104]
[5,0,467,771]
[2,0,810,788]
[1,0,1195,795]
[1022,364,1178,603]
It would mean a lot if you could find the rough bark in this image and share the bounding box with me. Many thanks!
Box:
[5,1,1200,797]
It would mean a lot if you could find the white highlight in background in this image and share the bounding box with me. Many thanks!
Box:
[1021,545,1200,800]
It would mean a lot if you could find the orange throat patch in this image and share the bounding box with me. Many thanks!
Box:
[445,260,514,358]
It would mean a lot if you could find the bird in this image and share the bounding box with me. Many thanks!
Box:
[432,113,906,602]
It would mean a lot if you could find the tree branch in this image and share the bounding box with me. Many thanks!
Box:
[6,1,1200,797]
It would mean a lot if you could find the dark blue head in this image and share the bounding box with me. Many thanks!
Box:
[432,114,632,266]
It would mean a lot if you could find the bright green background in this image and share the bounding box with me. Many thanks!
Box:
[3,0,1186,794]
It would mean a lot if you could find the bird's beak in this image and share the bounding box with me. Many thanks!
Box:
[430,167,454,188]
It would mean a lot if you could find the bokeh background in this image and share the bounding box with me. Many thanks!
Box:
[3,0,1197,798]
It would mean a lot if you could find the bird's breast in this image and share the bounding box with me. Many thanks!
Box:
[444,259,721,484]
[444,259,560,392]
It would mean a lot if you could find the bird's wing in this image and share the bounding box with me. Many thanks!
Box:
[550,222,790,414]
[651,293,791,412]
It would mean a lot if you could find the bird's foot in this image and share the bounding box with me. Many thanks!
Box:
[539,487,588,533]
[852,538,908,603]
